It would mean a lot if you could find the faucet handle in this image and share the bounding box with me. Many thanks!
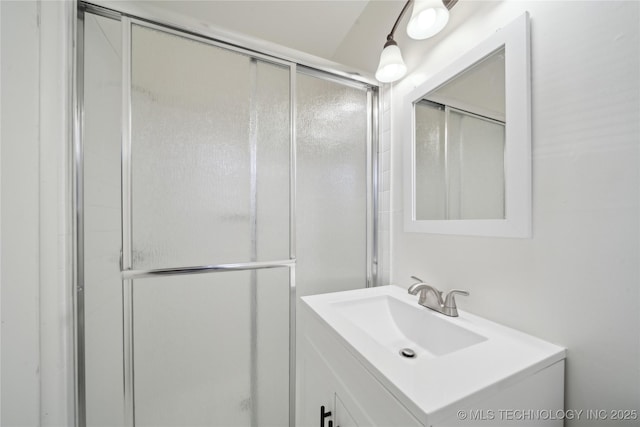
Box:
[410,275,424,283]
[443,290,469,317]
[444,289,469,306]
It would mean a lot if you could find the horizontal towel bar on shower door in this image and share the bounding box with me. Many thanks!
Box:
[121,259,296,280]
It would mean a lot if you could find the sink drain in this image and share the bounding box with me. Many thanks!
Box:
[399,348,416,359]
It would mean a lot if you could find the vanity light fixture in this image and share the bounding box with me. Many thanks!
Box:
[375,0,458,83]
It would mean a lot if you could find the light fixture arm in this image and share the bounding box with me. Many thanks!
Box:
[384,0,414,45]
[444,0,459,10]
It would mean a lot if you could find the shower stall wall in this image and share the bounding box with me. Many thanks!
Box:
[76,4,377,427]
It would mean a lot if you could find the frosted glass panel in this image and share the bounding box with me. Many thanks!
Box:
[131,25,290,269]
[255,268,291,426]
[448,111,505,219]
[82,13,125,426]
[296,73,368,296]
[255,61,291,260]
[415,101,446,220]
[133,269,290,426]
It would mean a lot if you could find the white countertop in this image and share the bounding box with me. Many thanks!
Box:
[301,285,566,424]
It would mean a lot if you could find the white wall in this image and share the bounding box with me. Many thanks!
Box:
[1,1,41,422]
[388,1,639,425]
[1,0,73,425]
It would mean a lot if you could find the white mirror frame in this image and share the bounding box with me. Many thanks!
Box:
[404,12,531,238]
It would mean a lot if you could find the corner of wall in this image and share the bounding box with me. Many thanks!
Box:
[0,0,76,425]
[377,83,392,285]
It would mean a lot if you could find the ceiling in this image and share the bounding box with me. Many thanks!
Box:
[130,0,408,75]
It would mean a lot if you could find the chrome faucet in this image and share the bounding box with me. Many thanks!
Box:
[407,276,469,317]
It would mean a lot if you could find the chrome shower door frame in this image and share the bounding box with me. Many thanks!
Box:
[73,3,379,427]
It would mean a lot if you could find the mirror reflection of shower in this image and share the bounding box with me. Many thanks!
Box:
[413,48,506,221]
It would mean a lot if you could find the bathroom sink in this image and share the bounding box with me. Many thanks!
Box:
[301,285,566,422]
[331,294,486,358]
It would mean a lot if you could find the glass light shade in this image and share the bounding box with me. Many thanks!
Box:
[407,0,450,40]
[375,42,407,83]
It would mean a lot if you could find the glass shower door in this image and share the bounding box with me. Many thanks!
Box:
[125,22,292,427]
[78,7,376,427]
[81,13,293,427]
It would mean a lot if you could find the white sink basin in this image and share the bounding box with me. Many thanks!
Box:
[332,294,486,358]
[301,285,566,422]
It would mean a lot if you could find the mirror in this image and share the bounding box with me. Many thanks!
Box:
[415,47,506,221]
[404,13,531,237]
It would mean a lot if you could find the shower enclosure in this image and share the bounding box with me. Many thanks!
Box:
[74,3,377,427]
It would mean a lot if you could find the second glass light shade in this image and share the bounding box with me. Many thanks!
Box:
[407,0,450,40]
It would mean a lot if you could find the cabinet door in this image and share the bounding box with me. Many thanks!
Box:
[334,393,359,427]
[299,336,336,427]
[300,307,425,427]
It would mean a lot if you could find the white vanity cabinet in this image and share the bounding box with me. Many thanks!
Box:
[297,286,566,427]
[298,303,423,427]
